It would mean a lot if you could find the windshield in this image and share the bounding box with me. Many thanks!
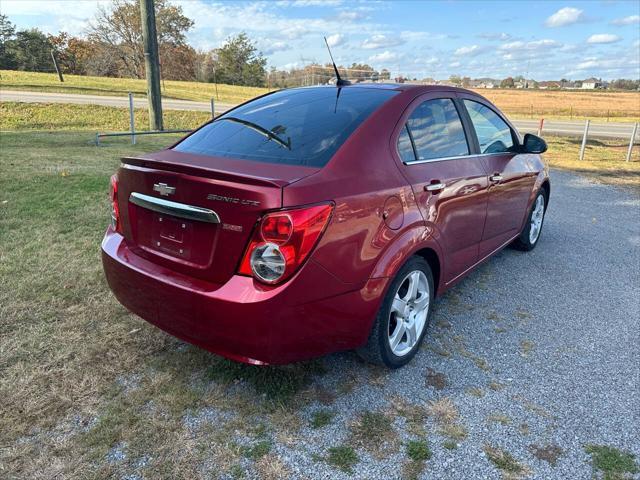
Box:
[173,87,398,167]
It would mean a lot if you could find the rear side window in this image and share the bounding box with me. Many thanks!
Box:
[463,99,515,154]
[397,125,416,163]
[403,98,469,161]
[174,87,398,167]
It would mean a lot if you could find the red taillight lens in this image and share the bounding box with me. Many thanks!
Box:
[109,173,121,233]
[238,203,334,285]
[261,214,292,244]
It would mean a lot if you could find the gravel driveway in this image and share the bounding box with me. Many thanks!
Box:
[257,169,639,479]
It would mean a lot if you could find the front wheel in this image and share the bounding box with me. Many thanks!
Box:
[357,257,434,368]
[513,191,546,251]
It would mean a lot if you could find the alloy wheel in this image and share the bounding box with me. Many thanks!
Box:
[388,270,430,357]
[529,195,545,244]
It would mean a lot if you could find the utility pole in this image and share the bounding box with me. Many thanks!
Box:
[139,0,163,131]
[50,50,64,82]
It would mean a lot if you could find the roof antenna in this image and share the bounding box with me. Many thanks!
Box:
[324,36,350,86]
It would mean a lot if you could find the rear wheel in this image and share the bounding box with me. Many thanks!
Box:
[357,257,434,368]
[513,191,546,251]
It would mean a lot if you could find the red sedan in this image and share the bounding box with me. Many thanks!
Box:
[102,84,549,368]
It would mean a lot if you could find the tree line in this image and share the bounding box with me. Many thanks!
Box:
[0,1,268,87]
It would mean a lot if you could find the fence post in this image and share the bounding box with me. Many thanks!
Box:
[627,122,638,162]
[210,98,215,119]
[537,118,544,136]
[579,119,590,161]
[128,92,136,145]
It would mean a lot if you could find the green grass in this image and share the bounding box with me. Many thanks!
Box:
[585,445,638,480]
[241,440,272,460]
[310,409,334,429]
[406,440,432,461]
[0,101,210,131]
[327,445,359,474]
[1,69,268,104]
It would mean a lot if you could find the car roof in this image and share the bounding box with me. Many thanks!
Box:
[291,82,477,95]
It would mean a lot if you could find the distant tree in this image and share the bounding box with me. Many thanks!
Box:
[500,76,515,88]
[380,68,391,80]
[611,78,640,90]
[462,76,471,87]
[47,32,95,75]
[449,74,462,86]
[87,0,194,79]
[213,33,266,87]
[9,29,53,72]
[0,14,18,69]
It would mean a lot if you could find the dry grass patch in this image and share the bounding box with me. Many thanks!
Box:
[530,444,563,466]
[426,398,468,443]
[350,410,398,456]
[487,413,512,426]
[484,444,532,479]
[255,453,291,480]
[476,88,640,121]
[426,398,459,425]
[544,136,640,192]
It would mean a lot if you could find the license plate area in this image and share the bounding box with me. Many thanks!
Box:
[153,213,193,259]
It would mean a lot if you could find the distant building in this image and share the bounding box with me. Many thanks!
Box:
[582,78,603,89]
[539,81,561,90]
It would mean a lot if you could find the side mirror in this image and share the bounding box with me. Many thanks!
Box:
[521,133,547,154]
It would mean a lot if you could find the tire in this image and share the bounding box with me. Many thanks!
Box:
[512,190,546,251]
[357,256,434,368]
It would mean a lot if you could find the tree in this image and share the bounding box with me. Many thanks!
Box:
[213,33,266,87]
[500,76,515,88]
[449,75,462,86]
[0,14,18,69]
[9,29,52,72]
[87,0,194,79]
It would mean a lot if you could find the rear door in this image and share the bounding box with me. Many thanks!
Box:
[394,94,489,283]
[458,95,538,257]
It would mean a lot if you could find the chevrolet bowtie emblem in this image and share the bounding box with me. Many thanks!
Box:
[153,183,176,196]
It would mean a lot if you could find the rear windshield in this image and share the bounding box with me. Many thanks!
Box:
[173,87,398,167]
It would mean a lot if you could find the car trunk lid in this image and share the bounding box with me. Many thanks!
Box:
[116,150,319,285]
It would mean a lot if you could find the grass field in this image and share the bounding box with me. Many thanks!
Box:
[2,70,639,122]
[1,130,637,478]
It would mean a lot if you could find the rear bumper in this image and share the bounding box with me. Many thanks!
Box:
[101,229,387,364]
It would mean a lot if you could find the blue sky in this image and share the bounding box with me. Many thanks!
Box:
[3,0,639,80]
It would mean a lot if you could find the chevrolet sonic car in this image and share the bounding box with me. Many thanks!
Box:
[102,84,549,368]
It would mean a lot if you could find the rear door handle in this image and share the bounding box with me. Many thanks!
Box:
[489,174,503,183]
[425,182,446,192]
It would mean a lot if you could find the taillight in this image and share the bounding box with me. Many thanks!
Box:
[238,203,334,285]
[109,173,121,233]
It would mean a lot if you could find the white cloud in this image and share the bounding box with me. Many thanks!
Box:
[335,10,366,21]
[611,15,640,26]
[587,34,621,44]
[361,34,405,49]
[454,45,484,56]
[326,33,345,47]
[368,50,399,62]
[500,39,560,51]
[449,61,461,68]
[478,32,512,41]
[261,41,290,55]
[545,7,585,27]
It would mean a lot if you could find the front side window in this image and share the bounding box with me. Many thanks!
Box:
[463,99,515,154]
[403,98,469,161]
[174,87,398,167]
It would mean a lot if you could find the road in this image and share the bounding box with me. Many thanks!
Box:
[1,89,637,139]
